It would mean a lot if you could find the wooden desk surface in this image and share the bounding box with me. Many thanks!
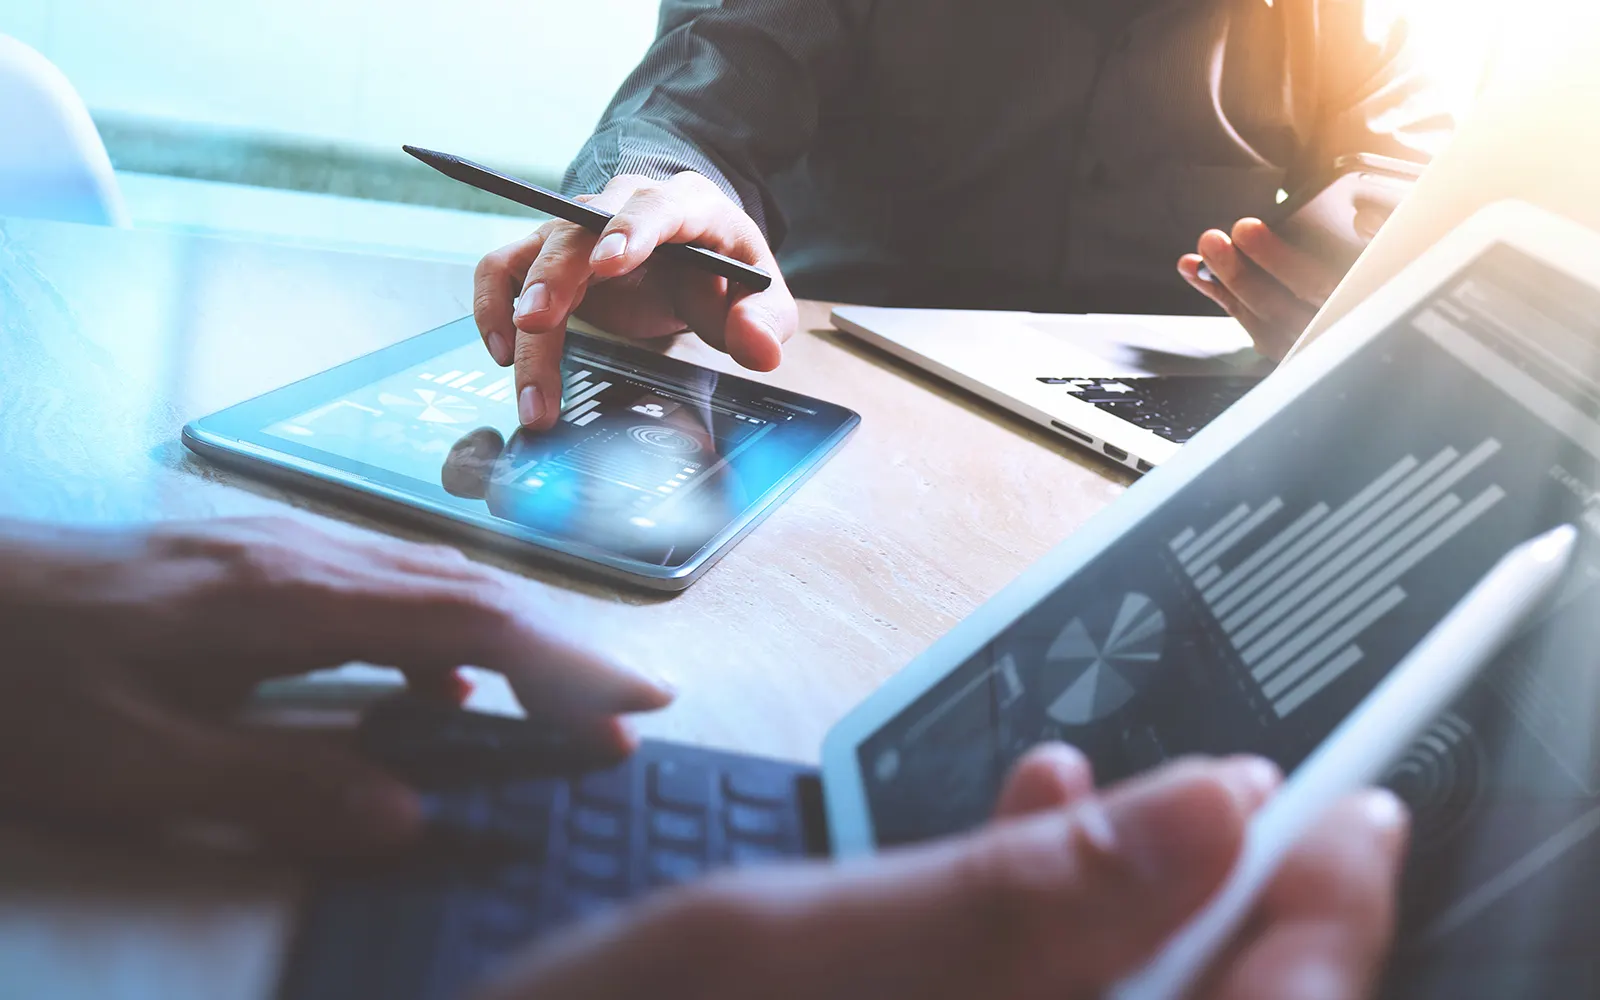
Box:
[0,216,1128,998]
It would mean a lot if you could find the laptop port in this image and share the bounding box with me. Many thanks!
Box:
[1050,421,1094,444]
[1102,443,1129,462]
[1136,459,1154,473]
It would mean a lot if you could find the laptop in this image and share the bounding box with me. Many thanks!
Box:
[279,200,1600,1000]
[1289,8,1600,357]
[829,6,1600,480]
[829,307,1272,473]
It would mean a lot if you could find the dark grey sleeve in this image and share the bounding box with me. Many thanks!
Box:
[560,0,860,244]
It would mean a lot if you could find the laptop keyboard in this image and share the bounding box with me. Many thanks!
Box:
[1036,375,1264,443]
[279,699,824,1000]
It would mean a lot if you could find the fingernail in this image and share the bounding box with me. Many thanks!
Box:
[604,646,678,704]
[1099,758,1280,883]
[612,716,641,751]
[448,668,476,705]
[345,784,422,842]
[1218,755,1282,810]
[592,231,627,262]
[518,384,543,426]
[515,282,549,320]
[486,331,510,366]
[1033,740,1090,775]
[1361,787,1408,832]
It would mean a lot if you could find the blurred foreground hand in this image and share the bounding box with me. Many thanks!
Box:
[481,745,1408,1000]
[0,516,672,855]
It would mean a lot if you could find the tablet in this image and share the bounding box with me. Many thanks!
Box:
[1111,525,1574,1000]
[183,319,859,590]
[821,202,1600,995]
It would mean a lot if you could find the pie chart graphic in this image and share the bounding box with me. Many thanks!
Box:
[1044,592,1166,726]
[378,389,478,425]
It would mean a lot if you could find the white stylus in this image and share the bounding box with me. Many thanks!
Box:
[1108,522,1580,1000]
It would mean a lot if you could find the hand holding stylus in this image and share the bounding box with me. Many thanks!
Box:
[479,747,1406,1000]
[472,171,797,430]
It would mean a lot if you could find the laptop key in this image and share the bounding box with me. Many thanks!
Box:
[649,808,706,846]
[565,846,625,887]
[727,840,788,866]
[725,803,783,840]
[423,789,494,850]
[647,849,706,885]
[650,759,712,810]
[498,779,559,810]
[555,888,620,922]
[485,803,550,849]
[574,764,632,807]
[569,806,625,843]
[722,769,791,806]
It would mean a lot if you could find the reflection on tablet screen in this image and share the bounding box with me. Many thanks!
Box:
[263,341,801,567]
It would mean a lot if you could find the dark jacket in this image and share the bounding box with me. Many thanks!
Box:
[564,0,1450,313]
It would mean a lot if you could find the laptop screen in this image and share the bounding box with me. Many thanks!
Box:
[857,244,1600,995]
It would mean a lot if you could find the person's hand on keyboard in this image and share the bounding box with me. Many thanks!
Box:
[1175,202,1393,361]
[476,746,1408,1000]
[472,171,796,431]
[0,515,673,856]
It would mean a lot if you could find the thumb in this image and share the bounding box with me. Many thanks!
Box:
[975,755,1281,993]
[169,721,422,856]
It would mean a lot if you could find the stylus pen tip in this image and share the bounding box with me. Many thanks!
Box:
[1530,523,1579,563]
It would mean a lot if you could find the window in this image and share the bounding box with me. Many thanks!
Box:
[0,0,662,195]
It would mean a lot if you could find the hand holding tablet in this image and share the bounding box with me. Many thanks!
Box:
[821,205,1600,998]
[1111,524,1578,1000]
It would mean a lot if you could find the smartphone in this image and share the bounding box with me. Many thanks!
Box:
[1197,153,1425,282]
[1273,153,1425,266]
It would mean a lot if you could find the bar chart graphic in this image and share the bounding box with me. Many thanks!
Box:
[560,369,610,427]
[414,363,620,422]
[419,367,516,401]
[1169,439,1506,718]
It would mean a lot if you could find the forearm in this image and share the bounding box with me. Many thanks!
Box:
[560,0,860,246]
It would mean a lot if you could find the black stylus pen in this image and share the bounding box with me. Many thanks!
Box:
[403,145,773,292]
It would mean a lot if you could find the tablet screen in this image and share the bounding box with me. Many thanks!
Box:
[856,245,1600,993]
[201,324,855,573]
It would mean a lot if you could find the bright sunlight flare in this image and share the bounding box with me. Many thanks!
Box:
[1367,0,1597,116]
